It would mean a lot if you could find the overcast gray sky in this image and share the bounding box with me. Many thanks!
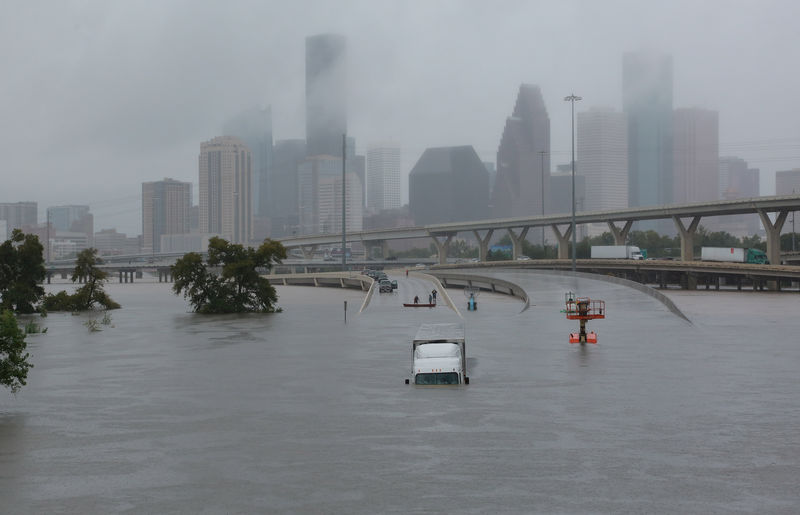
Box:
[2,0,799,235]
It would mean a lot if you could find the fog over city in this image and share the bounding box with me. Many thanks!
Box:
[2,0,799,235]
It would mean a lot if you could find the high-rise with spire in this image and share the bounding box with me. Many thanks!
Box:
[491,84,550,225]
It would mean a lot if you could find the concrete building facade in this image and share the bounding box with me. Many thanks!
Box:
[297,155,362,235]
[142,178,192,254]
[577,107,628,237]
[0,202,37,239]
[366,144,402,211]
[672,108,719,204]
[776,168,800,196]
[199,136,253,244]
[223,106,273,220]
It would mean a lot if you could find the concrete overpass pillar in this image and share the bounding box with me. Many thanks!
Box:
[551,224,573,260]
[607,220,634,245]
[758,209,788,266]
[381,240,390,259]
[430,233,454,265]
[473,229,494,262]
[506,227,529,260]
[673,216,702,261]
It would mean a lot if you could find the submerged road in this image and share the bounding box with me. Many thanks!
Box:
[1,271,798,513]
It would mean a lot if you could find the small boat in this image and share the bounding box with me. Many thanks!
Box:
[403,303,436,308]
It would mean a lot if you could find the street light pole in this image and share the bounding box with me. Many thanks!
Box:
[342,134,347,270]
[793,188,796,252]
[538,150,547,256]
[564,93,582,271]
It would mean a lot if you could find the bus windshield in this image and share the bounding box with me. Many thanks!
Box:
[415,372,459,385]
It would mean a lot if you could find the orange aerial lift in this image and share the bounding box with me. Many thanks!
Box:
[564,292,605,344]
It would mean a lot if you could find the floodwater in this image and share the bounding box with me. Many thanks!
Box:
[1,271,799,514]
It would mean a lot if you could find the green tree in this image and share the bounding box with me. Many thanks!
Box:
[0,230,46,314]
[41,248,120,311]
[0,310,33,393]
[172,237,287,314]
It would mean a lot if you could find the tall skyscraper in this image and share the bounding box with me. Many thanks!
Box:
[492,84,550,224]
[366,144,402,211]
[223,106,273,219]
[270,139,307,237]
[199,136,253,244]
[0,202,37,239]
[577,107,628,212]
[46,204,94,247]
[577,107,627,237]
[409,146,489,226]
[141,179,192,254]
[672,108,719,204]
[306,34,347,158]
[623,52,673,211]
[297,155,362,235]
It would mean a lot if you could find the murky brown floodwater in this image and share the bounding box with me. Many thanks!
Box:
[1,271,798,514]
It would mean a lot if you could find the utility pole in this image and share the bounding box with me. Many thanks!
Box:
[342,134,347,271]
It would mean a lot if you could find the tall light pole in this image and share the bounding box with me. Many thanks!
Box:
[793,188,796,252]
[342,134,347,270]
[564,93,582,271]
[538,150,547,256]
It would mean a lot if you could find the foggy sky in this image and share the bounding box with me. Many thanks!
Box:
[2,0,799,235]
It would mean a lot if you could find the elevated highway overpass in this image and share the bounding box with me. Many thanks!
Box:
[277,194,800,267]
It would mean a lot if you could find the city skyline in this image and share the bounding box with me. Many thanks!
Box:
[2,1,800,236]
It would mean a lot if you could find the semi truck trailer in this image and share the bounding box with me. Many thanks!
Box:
[405,323,469,385]
[700,247,768,264]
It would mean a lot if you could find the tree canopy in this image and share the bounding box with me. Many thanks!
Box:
[0,229,45,314]
[172,237,286,314]
[42,248,120,312]
[0,310,33,393]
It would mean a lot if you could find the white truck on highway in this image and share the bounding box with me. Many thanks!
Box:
[590,245,645,260]
[405,323,469,385]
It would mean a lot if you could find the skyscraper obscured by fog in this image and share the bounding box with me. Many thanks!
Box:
[141,179,192,254]
[0,202,37,239]
[198,136,252,244]
[306,34,346,158]
[366,144,401,211]
[222,106,273,223]
[672,108,719,203]
[270,139,307,237]
[577,108,627,236]
[776,169,800,195]
[623,52,673,214]
[409,146,489,225]
[492,84,550,224]
[713,156,760,235]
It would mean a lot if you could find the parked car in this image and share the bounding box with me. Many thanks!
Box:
[391,280,398,290]
[379,279,393,293]
[516,255,531,261]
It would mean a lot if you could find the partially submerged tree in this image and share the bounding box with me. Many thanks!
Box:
[0,310,33,393]
[42,248,120,311]
[172,237,286,314]
[0,230,45,314]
